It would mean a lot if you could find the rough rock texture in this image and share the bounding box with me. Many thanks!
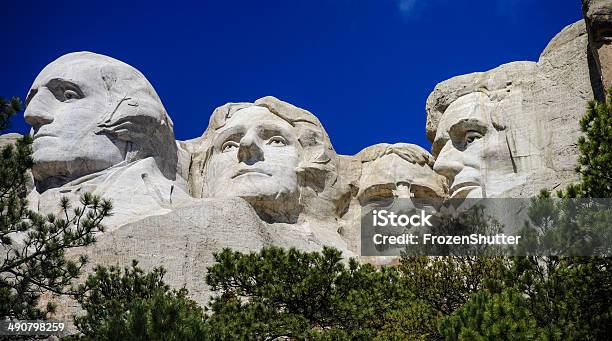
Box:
[355,143,446,203]
[337,143,446,265]
[53,197,355,323]
[27,157,193,229]
[426,20,595,198]
[583,0,612,93]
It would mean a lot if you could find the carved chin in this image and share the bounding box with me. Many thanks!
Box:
[207,179,300,223]
[240,190,301,224]
[214,174,298,199]
[31,151,122,192]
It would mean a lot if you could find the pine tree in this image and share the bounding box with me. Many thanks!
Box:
[72,261,209,340]
[438,289,539,340]
[205,246,414,340]
[0,97,21,131]
[0,96,112,320]
[573,89,612,197]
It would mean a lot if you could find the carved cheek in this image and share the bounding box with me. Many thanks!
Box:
[206,153,233,183]
[461,142,483,170]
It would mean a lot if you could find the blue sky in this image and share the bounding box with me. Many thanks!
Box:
[2,0,581,155]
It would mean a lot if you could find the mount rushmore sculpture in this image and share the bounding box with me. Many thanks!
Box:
[6,14,608,308]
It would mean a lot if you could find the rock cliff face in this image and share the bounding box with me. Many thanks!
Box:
[583,0,612,92]
[426,20,597,199]
[3,13,608,313]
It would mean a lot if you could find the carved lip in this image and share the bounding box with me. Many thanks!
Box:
[232,168,272,179]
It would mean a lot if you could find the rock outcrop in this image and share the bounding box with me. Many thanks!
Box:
[51,197,354,321]
[583,0,612,92]
[0,132,22,149]
[426,20,597,198]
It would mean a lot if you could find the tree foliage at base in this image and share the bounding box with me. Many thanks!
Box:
[439,289,538,341]
[0,97,21,131]
[71,248,610,340]
[72,261,209,340]
[205,246,413,340]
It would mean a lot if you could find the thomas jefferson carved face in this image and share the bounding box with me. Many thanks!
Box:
[432,92,494,199]
[204,106,301,218]
[195,96,341,223]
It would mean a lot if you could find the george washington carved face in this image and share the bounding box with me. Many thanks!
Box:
[24,52,176,191]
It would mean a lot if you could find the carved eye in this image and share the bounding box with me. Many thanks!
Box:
[267,136,287,146]
[46,79,84,102]
[64,89,80,101]
[221,141,239,152]
[465,131,483,145]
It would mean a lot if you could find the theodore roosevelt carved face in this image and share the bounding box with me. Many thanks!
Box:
[356,143,446,206]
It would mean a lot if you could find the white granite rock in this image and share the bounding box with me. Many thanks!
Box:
[337,143,447,264]
[15,15,611,320]
[426,20,596,198]
[0,132,22,149]
[51,197,356,324]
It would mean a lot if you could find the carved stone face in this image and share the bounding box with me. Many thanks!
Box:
[357,144,446,206]
[204,106,301,206]
[432,92,497,199]
[24,52,177,191]
[24,56,124,187]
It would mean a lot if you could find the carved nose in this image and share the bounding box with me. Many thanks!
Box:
[24,109,54,129]
[237,132,264,165]
[24,89,55,130]
[433,141,463,182]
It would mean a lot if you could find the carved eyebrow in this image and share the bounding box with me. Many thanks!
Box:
[448,118,488,142]
[214,128,244,149]
[259,126,292,141]
[431,118,488,156]
[45,78,85,102]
